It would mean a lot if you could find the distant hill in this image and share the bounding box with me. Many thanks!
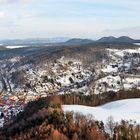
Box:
[0,36,140,46]
[64,36,140,45]
[97,36,117,43]
[97,36,135,43]
[65,38,94,45]
[117,36,134,43]
[0,37,70,45]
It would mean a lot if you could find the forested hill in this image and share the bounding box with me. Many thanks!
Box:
[0,95,140,140]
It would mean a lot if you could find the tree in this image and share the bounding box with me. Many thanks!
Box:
[106,116,115,137]
[72,132,79,140]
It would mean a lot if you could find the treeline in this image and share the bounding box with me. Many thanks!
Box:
[0,95,140,140]
[60,89,140,106]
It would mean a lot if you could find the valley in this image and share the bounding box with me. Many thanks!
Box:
[0,42,140,128]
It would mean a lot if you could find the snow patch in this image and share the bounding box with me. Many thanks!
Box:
[6,46,27,49]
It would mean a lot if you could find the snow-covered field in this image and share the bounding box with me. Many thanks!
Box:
[134,43,140,46]
[63,99,140,123]
[6,46,27,49]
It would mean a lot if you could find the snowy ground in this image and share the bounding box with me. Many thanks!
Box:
[63,99,140,123]
[96,47,140,94]
[6,46,27,49]
[134,43,140,46]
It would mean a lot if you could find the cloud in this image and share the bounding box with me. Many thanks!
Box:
[103,26,140,33]
[0,0,32,4]
[21,12,40,18]
[0,0,139,39]
[0,0,16,3]
[101,26,140,39]
[76,0,140,11]
[0,12,6,19]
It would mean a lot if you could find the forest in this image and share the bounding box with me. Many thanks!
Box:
[61,89,140,106]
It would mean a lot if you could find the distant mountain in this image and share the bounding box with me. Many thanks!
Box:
[0,37,70,45]
[117,36,134,43]
[0,36,140,46]
[64,36,140,45]
[65,38,94,45]
[97,36,135,43]
[97,36,117,43]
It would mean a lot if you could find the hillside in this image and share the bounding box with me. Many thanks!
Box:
[0,96,109,140]
[0,96,140,140]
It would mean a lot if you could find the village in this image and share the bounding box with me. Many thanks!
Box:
[0,47,140,127]
[94,48,140,94]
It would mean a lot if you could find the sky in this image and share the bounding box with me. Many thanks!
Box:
[0,0,140,39]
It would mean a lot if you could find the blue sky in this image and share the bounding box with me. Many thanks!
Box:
[0,0,140,39]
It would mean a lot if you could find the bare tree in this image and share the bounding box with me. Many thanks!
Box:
[106,116,115,138]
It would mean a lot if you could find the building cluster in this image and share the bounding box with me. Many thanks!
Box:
[94,48,140,94]
[0,57,93,127]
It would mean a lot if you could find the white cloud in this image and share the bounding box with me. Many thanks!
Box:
[21,12,38,18]
[0,0,32,4]
[101,26,140,39]
[0,12,6,19]
[0,0,15,3]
